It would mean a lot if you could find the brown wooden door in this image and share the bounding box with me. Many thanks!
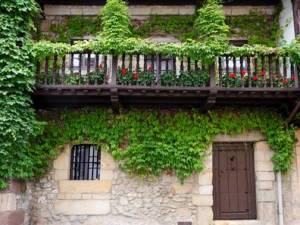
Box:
[213,143,256,220]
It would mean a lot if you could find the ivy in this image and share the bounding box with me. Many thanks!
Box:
[194,0,229,43]
[31,108,295,182]
[133,15,196,41]
[227,8,282,47]
[48,16,102,43]
[0,0,44,189]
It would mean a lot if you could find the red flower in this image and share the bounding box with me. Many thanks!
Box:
[229,72,236,79]
[241,69,247,77]
[121,67,127,76]
[133,71,139,80]
[260,69,266,76]
[282,78,289,85]
[253,76,258,81]
[147,65,154,72]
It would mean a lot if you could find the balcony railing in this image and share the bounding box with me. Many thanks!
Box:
[33,51,300,109]
[35,52,299,89]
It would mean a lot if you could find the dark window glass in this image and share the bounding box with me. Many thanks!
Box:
[70,144,100,180]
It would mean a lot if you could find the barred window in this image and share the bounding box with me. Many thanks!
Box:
[70,144,100,180]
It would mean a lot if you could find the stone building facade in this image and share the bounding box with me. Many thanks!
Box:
[3,130,300,225]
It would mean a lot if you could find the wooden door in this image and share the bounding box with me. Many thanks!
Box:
[213,142,256,220]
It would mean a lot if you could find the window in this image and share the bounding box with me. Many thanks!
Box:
[70,144,100,180]
[213,143,256,220]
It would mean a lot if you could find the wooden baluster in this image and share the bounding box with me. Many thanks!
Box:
[218,57,222,87]
[187,57,191,72]
[62,55,66,85]
[283,57,287,78]
[156,54,161,86]
[291,62,296,88]
[136,54,140,71]
[240,57,244,88]
[209,63,216,88]
[52,54,58,85]
[95,54,99,85]
[173,57,176,73]
[110,55,118,85]
[261,55,266,87]
[269,55,273,88]
[254,57,258,87]
[87,52,91,84]
[44,57,49,85]
[276,57,280,79]
[247,57,251,88]
[225,56,229,87]
[195,60,198,72]
[233,56,237,87]
[129,55,133,72]
[78,53,82,85]
[180,59,184,73]
[104,55,108,83]
[144,55,147,72]
[70,53,74,75]
[166,58,169,72]
[122,54,125,69]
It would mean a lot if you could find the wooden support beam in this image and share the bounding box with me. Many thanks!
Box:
[287,99,300,124]
[110,87,119,113]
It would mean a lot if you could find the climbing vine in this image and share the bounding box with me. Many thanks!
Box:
[32,108,295,182]
[0,0,43,189]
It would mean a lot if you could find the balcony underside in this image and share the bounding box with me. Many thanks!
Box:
[33,85,300,109]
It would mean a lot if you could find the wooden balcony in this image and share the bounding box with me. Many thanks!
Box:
[33,52,300,113]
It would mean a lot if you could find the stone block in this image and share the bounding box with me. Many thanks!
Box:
[59,180,112,194]
[54,169,68,181]
[0,193,16,212]
[256,172,275,181]
[192,195,213,206]
[129,6,151,16]
[255,142,273,161]
[257,181,273,190]
[295,129,300,143]
[214,131,265,142]
[171,183,193,194]
[151,6,180,15]
[101,170,114,181]
[179,6,196,15]
[53,146,70,170]
[255,161,273,172]
[101,152,116,170]
[0,210,25,225]
[82,6,102,15]
[44,5,71,15]
[197,207,213,225]
[198,172,213,186]
[257,202,276,222]
[199,185,213,195]
[257,190,276,202]
[92,194,110,200]
[54,200,110,215]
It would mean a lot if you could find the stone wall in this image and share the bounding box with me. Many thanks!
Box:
[0,181,30,225]
[14,131,283,225]
[4,130,300,225]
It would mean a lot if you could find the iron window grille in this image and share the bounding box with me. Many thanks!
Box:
[70,144,100,180]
